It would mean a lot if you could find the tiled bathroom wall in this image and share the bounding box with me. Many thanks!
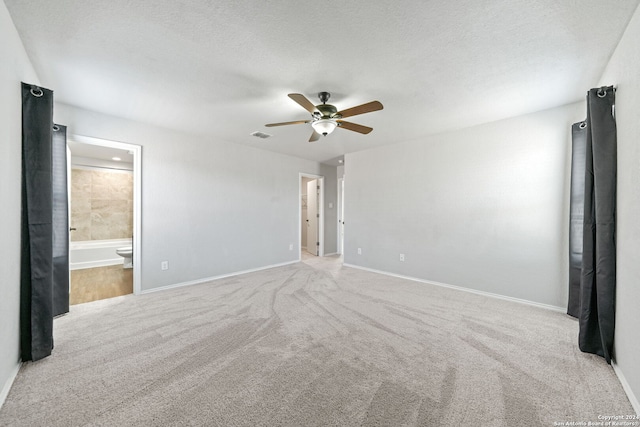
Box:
[71,168,133,241]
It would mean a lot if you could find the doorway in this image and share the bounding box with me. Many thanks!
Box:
[337,177,345,255]
[299,173,324,258]
[67,135,142,302]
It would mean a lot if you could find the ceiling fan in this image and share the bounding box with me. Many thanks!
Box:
[265,92,383,142]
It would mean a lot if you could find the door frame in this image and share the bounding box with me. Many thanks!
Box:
[299,173,324,259]
[70,134,142,295]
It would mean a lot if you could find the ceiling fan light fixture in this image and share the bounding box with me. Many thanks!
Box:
[264,92,383,142]
[311,118,337,136]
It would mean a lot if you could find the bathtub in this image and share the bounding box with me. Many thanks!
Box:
[69,238,132,270]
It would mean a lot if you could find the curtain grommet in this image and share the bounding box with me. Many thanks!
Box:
[52,125,60,132]
[579,122,587,129]
[30,87,43,97]
[597,88,607,98]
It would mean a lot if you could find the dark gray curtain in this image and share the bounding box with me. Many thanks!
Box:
[21,82,55,361]
[577,86,617,364]
[567,122,587,318]
[52,124,69,317]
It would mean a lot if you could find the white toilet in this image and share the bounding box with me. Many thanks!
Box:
[116,246,133,269]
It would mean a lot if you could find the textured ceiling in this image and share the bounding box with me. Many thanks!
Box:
[6,0,640,163]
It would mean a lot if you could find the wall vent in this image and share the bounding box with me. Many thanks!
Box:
[250,131,272,139]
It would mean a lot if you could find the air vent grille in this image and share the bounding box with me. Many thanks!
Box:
[251,131,272,139]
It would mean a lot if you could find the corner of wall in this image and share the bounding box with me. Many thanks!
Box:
[597,1,640,416]
[0,0,40,411]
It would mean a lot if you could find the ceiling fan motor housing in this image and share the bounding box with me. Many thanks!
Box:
[316,104,339,118]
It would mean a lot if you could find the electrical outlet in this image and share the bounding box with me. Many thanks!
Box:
[161,261,169,271]
[357,248,362,255]
[400,254,405,262]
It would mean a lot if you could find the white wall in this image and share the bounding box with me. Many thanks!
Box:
[54,103,337,291]
[344,102,585,308]
[599,2,640,413]
[0,0,40,404]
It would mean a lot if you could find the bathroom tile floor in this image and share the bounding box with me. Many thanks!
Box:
[70,264,133,305]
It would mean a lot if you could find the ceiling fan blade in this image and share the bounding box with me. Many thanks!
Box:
[337,101,383,119]
[309,131,321,142]
[288,93,318,114]
[337,120,373,134]
[265,120,310,127]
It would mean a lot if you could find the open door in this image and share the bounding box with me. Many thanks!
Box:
[52,125,70,316]
[306,179,319,256]
[338,178,345,255]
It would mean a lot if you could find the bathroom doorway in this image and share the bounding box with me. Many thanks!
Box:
[299,173,324,258]
[67,135,141,304]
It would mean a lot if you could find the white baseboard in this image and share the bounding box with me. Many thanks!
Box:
[140,260,299,295]
[0,362,21,410]
[612,361,640,416]
[342,263,566,313]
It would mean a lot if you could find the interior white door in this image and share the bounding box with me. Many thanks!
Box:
[306,179,318,256]
[339,178,345,255]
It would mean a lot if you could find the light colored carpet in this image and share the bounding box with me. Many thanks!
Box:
[0,255,634,426]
